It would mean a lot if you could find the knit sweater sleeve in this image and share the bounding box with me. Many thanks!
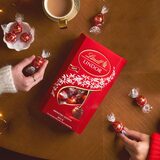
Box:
[148,133,160,160]
[0,65,17,94]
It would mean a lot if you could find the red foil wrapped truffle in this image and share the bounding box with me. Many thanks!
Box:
[20,32,32,43]
[11,22,22,34]
[67,96,77,104]
[90,5,109,34]
[129,88,152,113]
[5,32,16,42]
[107,113,126,134]
[58,87,88,105]
[23,50,50,76]
[135,95,147,107]
[10,14,23,34]
[58,90,69,101]
[112,121,124,133]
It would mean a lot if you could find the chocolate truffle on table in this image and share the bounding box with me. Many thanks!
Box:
[89,5,109,34]
[135,95,147,107]
[94,13,104,27]
[129,88,153,113]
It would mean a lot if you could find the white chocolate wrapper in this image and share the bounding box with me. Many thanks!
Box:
[89,26,101,34]
[101,5,109,15]
[107,113,116,122]
[41,50,50,58]
[142,104,153,113]
[1,22,35,52]
[129,88,139,98]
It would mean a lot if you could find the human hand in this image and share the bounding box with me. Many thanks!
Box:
[12,55,48,92]
[119,128,150,160]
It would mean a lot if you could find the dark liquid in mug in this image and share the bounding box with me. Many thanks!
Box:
[47,0,72,17]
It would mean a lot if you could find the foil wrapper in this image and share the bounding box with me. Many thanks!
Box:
[23,50,50,76]
[89,5,109,34]
[107,113,126,135]
[129,88,153,113]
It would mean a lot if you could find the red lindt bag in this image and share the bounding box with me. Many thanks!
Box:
[42,34,127,134]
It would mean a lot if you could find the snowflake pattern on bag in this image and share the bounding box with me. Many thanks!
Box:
[51,67,116,97]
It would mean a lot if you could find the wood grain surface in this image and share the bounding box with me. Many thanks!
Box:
[0,0,160,160]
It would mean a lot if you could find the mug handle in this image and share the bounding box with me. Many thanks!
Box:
[58,19,68,29]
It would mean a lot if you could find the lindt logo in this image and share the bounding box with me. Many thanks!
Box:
[85,53,107,68]
[78,49,111,77]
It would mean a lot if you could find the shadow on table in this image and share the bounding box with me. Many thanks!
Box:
[14,0,44,20]
[118,147,130,160]
[0,27,7,49]
[156,119,160,133]
[0,147,46,160]
[113,135,130,160]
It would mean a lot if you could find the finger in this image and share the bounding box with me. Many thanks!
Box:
[124,127,144,141]
[119,133,136,147]
[33,60,48,80]
[19,55,35,69]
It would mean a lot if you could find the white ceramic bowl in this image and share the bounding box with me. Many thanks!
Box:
[1,22,35,52]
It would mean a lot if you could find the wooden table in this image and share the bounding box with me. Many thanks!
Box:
[0,0,160,160]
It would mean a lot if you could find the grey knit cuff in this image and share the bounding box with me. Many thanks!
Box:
[0,65,17,94]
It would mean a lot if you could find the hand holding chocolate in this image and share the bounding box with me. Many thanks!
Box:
[89,5,109,34]
[129,88,153,113]
[23,50,50,77]
[107,113,126,135]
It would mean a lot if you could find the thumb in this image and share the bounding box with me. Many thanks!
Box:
[124,127,144,141]
[18,55,35,69]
